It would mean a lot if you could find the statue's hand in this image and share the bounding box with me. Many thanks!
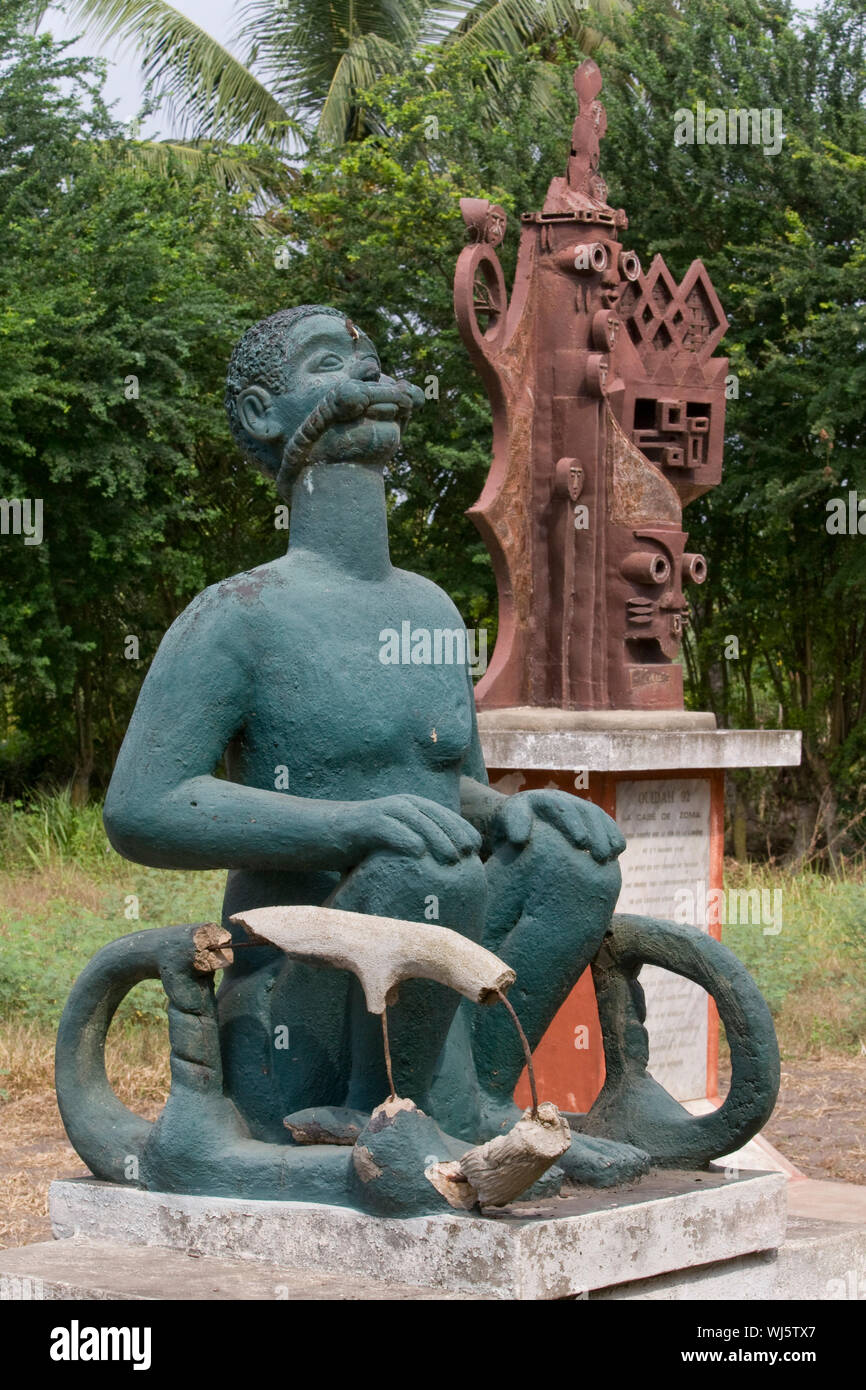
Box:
[340,794,482,867]
[492,790,625,865]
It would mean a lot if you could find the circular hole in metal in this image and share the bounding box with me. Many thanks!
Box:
[688,554,708,583]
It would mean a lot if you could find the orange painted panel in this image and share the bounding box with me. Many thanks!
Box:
[514,965,604,1114]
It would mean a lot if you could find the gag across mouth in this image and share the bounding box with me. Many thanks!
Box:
[275,377,421,498]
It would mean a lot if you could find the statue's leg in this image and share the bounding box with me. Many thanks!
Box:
[432,822,652,1186]
[218,869,355,1142]
[323,847,488,1112]
[475,822,621,1082]
[219,854,486,1138]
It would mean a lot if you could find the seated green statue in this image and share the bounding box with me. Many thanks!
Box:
[55,305,779,1211]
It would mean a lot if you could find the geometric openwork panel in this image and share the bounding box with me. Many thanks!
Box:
[621,255,728,374]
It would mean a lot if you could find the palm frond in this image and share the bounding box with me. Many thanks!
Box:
[62,0,295,143]
[433,0,626,121]
[233,0,426,119]
[121,136,297,196]
[443,0,621,59]
[26,2,53,32]
[318,32,413,143]
[417,3,483,47]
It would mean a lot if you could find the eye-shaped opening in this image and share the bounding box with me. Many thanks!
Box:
[683,553,707,584]
[621,551,672,585]
[619,250,641,281]
[573,241,608,273]
[309,352,344,372]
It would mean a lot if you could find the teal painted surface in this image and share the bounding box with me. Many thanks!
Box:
[55,309,779,1213]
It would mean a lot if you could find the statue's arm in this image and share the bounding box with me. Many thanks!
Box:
[459,666,507,853]
[103,589,366,873]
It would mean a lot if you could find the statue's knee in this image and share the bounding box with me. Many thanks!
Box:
[328,848,487,941]
[499,818,622,913]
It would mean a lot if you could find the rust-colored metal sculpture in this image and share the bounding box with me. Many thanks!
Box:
[455,60,728,711]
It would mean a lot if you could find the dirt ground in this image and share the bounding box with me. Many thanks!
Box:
[0,1091,163,1250]
[1,1056,863,1250]
[758,1056,866,1185]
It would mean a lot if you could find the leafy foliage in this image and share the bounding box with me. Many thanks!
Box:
[59,0,622,149]
[596,0,866,851]
[0,5,289,794]
[1,0,865,865]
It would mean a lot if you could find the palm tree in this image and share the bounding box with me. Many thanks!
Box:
[57,1,624,167]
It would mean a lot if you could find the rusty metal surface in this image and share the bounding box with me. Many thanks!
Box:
[454,61,727,710]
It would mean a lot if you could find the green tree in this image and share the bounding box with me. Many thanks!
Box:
[598,0,866,859]
[0,6,288,798]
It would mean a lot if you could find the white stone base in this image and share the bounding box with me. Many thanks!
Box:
[47,1171,786,1301]
[477,712,801,772]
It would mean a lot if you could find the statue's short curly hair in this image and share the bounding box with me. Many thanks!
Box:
[225,305,348,477]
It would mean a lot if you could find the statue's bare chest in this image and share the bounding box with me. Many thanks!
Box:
[234,574,476,790]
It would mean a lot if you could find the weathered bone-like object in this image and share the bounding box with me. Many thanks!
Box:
[229,905,516,1015]
[191,922,234,974]
[426,1103,572,1209]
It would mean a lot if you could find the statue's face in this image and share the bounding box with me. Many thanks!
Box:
[238,313,403,469]
[620,530,689,660]
[566,231,641,316]
[483,206,507,247]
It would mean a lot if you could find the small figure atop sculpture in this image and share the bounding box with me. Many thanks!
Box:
[55,296,777,1216]
[455,60,729,711]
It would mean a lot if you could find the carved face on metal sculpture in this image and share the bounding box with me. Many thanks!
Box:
[454,61,727,711]
[459,198,508,248]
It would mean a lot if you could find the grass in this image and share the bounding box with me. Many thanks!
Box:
[1,791,864,1054]
[0,1019,170,1250]
[0,787,224,1029]
[0,786,114,877]
[0,857,224,1030]
[722,858,866,1057]
[0,1017,170,1107]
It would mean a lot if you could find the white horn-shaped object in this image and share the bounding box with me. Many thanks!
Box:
[229,905,516,1015]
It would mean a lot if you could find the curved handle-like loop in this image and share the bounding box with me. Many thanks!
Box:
[54,923,231,1184]
[454,242,509,360]
[579,914,780,1168]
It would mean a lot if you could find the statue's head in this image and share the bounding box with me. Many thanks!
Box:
[226,305,422,495]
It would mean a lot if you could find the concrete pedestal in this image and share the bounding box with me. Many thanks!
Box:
[39,1171,785,1301]
[477,709,801,1111]
[3,1175,865,1301]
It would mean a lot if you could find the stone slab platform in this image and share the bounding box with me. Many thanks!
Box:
[477,718,802,773]
[2,1213,862,1302]
[596,1213,866,1300]
[589,1179,866,1300]
[0,1238,471,1301]
[45,1171,786,1301]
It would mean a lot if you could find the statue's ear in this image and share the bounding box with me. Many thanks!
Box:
[237,385,278,442]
